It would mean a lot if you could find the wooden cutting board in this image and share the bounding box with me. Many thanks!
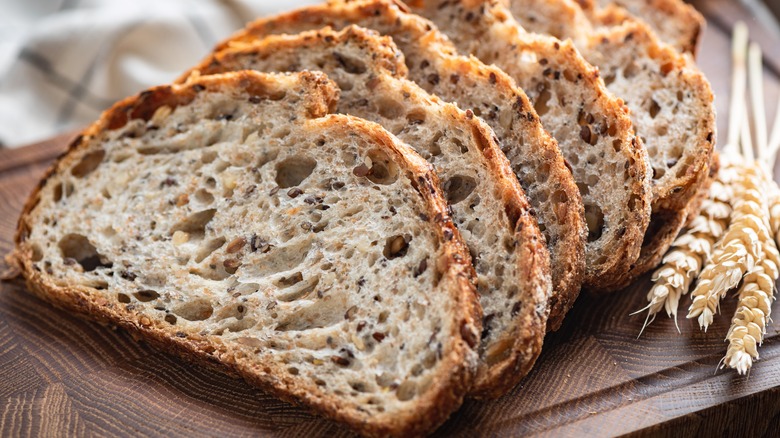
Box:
[3,2,780,436]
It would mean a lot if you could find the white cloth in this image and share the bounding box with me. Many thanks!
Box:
[0,0,323,147]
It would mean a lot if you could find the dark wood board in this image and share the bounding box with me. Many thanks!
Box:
[3,2,780,437]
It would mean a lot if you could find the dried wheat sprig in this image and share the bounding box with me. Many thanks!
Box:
[722,235,780,374]
[634,180,732,335]
[687,165,767,330]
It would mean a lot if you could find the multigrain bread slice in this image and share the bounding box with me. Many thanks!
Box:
[508,0,716,290]
[580,0,705,55]
[407,0,652,289]
[11,70,482,437]
[184,26,552,398]
[218,0,584,337]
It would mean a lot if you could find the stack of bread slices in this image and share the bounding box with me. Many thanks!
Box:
[10,0,715,435]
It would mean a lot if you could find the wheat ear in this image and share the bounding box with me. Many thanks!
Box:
[635,178,732,335]
[687,161,765,330]
[722,165,779,373]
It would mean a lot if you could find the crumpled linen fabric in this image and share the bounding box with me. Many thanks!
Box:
[0,0,322,147]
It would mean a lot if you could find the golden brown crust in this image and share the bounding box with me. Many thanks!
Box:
[212,0,584,333]
[13,71,481,437]
[192,24,552,398]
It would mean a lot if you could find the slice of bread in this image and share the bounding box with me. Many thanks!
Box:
[407,0,652,289]
[11,70,482,437]
[581,0,705,55]
[184,25,552,398]
[508,0,716,290]
[219,0,584,340]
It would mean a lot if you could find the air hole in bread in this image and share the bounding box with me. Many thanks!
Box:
[350,382,368,393]
[205,177,217,188]
[201,149,218,164]
[649,99,661,119]
[58,234,112,271]
[376,372,395,388]
[452,137,469,154]
[277,275,320,302]
[652,166,666,180]
[118,293,131,303]
[222,317,256,333]
[134,289,160,302]
[194,237,226,263]
[536,163,550,183]
[71,149,105,178]
[396,380,417,401]
[676,90,685,102]
[277,272,303,288]
[443,175,477,205]
[172,209,217,237]
[288,367,299,376]
[31,244,44,262]
[164,314,177,325]
[272,127,291,139]
[383,235,410,259]
[533,84,551,116]
[426,132,444,158]
[603,73,616,86]
[190,265,230,281]
[361,150,399,185]
[563,69,577,82]
[173,298,213,321]
[333,51,367,74]
[624,60,640,79]
[275,156,317,188]
[194,189,215,205]
[406,109,426,126]
[585,203,605,242]
[377,97,405,119]
[53,181,74,202]
[612,139,622,153]
[551,189,568,206]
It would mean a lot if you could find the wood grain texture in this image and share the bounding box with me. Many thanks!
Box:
[3,3,780,437]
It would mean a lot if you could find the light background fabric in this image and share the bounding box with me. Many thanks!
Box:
[0,0,324,147]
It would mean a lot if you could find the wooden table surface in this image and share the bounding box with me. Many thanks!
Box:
[3,2,780,437]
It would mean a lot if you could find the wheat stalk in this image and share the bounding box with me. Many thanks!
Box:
[634,178,732,335]
[722,194,780,374]
[687,162,766,331]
